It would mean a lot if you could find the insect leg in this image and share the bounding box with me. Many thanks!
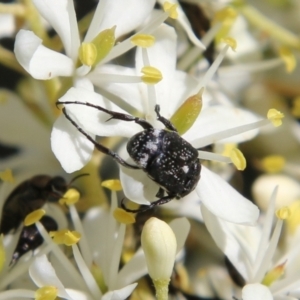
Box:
[121,194,175,213]
[154,105,177,132]
[58,101,153,130]
[62,108,140,169]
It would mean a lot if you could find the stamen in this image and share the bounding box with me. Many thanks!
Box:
[78,42,97,66]
[267,109,284,127]
[276,207,291,220]
[24,209,46,226]
[113,208,135,224]
[102,179,122,191]
[222,37,237,51]
[286,200,300,234]
[131,34,155,48]
[141,66,163,84]
[197,151,232,164]
[279,46,296,73]
[163,2,178,19]
[0,169,14,183]
[72,244,103,298]
[59,188,80,205]
[230,148,246,171]
[35,286,57,300]
[0,3,26,16]
[260,155,286,173]
[170,88,203,135]
[50,229,81,246]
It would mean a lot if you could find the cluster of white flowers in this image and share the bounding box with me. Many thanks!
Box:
[0,0,299,299]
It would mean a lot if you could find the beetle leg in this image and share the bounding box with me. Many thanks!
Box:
[121,194,175,213]
[62,108,141,169]
[58,101,153,130]
[155,187,165,198]
[154,105,177,132]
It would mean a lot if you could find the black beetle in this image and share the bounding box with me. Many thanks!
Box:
[10,215,58,266]
[0,174,87,234]
[60,102,201,213]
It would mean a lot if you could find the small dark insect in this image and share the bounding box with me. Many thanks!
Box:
[0,174,86,234]
[59,102,201,213]
[10,215,58,266]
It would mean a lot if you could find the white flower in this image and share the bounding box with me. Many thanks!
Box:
[202,186,300,300]
[14,0,156,84]
[50,24,276,225]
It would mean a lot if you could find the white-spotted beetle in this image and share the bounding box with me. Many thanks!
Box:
[60,102,201,213]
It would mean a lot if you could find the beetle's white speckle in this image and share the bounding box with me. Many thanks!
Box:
[146,141,158,151]
[139,153,149,167]
[153,129,160,137]
[182,165,189,173]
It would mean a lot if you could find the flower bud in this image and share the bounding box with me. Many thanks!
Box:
[141,217,177,300]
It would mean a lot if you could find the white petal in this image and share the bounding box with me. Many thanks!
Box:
[85,0,155,41]
[15,30,74,79]
[59,87,141,137]
[196,166,259,224]
[102,283,137,300]
[169,218,190,252]
[32,0,80,60]
[0,14,15,38]
[116,249,147,288]
[119,167,154,205]
[65,289,91,300]
[242,283,273,300]
[29,255,72,299]
[136,24,177,117]
[51,114,94,173]
[184,105,260,147]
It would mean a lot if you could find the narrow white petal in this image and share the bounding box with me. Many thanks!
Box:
[86,0,155,41]
[242,283,273,300]
[51,114,94,173]
[29,255,72,299]
[102,283,138,300]
[184,105,260,147]
[59,87,141,137]
[15,30,74,79]
[197,166,259,224]
[32,0,80,59]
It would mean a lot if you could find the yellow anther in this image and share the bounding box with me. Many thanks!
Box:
[0,235,5,273]
[91,26,116,65]
[141,66,163,84]
[262,262,285,286]
[279,47,296,73]
[101,179,122,191]
[170,88,203,135]
[24,209,46,226]
[163,2,178,19]
[286,200,300,234]
[113,208,136,224]
[223,37,237,51]
[49,229,81,246]
[276,207,291,220]
[35,286,58,300]
[221,143,237,157]
[78,42,97,66]
[213,7,238,42]
[261,155,285,173]
[59,188,80,205]
[230,148,246,171]
[0,169,14,183]
[131,34,155,48]
[291,97,300,118]
[213,7,238,23]
[267,109,284,127]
